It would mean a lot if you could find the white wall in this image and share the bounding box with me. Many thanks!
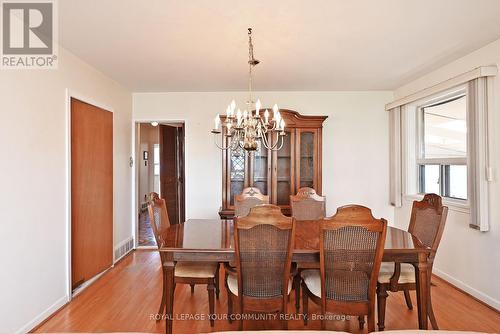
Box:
[0,47,133,333]
[133,91,394,222]
[394,38,500,309]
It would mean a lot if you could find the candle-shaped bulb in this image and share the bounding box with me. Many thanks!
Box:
[236,109,242,126]
[226,106,231,117]
[275,111,281,124]
[264,109,269,123]
[230,100,236,112]
[215,114,220,130]
[256,99,261,113]
[280,119,285,130]
[243,109,248,119]
[272,104,279,117]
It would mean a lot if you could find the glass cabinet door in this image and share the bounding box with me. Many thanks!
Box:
[297,129,318,190]
[274,130,294,206]
[229,144,247,206]
[252,140,270,195]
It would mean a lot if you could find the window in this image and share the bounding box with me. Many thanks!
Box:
[417,93,467,200]
[389,68,495,231]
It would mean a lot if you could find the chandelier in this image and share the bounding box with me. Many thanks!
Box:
[211,28,285,151]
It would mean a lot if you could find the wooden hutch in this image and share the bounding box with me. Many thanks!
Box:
[219,109,327,218]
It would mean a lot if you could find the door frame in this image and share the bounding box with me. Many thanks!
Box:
[65,89,114,300]
[131,119,187,249]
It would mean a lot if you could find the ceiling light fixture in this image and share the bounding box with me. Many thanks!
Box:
[211,28,285,151]
[151,121,159,127]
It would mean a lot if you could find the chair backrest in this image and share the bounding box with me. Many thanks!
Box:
[290,187,326,220]
[147,192,171,248]
[408,193,448,259]
[234,187,269,217]
[234,204,295,299]
[319,205,387,306]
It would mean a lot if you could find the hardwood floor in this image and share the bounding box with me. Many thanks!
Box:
[34,250,500,333]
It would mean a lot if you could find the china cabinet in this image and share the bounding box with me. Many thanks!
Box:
[219,109,327,218]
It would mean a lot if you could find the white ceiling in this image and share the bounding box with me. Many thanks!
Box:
[59,0,500,92]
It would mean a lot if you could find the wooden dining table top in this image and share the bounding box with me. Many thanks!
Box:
[159,219,431,263]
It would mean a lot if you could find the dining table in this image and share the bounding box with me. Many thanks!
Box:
[159,219,432,334]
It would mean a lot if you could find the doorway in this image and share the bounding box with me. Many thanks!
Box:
[71,98,113,291]
[136,122,185,247]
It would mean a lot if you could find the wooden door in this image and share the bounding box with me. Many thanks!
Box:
[159,124,185,224]
[71,98,113,290]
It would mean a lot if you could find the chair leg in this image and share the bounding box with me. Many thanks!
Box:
[367,309,375,333]
[301,283,309,326]
[207,281,215,327]
[282,304,289,330]
[215,265,220,299]
[190,283,195,294]
[404,289,413,310]
[358,315,365,329]
[428,291,439,329]
[227,289,233,324]
[294,273,301,313]
[157,269,167,321]
[238,302,244,331]
[377,284,388,331]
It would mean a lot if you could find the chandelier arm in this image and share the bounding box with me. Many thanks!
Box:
[269,135,285,152]
[260,131,272,149]
[213,133,229,151]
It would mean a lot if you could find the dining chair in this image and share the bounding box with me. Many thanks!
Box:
[234,187,270,218]
[290,187,326,312]
[377,193,448,331]
[301,205,387,332]
[225,187,271,287]
[290,187,326,220]
[226,204,296,330]
[147,192,220,327]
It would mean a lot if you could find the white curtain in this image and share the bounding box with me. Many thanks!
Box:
[467,77,492,231]
[389,106,402,207]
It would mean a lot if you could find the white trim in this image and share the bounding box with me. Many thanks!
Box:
[403,194,470,214]
[433,268,500,311]
[65,89,115,300]
[16,295,69,334]
[386,65,497,110]
[132,118,188,248]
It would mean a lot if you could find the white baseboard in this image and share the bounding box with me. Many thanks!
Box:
[433,267,500,310]
[16,295,69,334]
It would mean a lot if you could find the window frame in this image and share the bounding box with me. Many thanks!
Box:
[404,84,470,210]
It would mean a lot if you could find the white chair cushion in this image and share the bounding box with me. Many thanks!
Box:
[227,274,292,296]
[301,269,321,297]
[378,262,416,284]
[174,262,218,278]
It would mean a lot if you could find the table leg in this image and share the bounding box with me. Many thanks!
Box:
[163,261,176,334]
[415,255,429,330]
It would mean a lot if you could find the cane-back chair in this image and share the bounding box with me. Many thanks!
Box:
[148,192,220,326]
[301,205,387,332]
[290,187,326,220]
[289,187,326,311]
[234,187,270,218]
[377,193,448,331]
[226,204,296,330]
